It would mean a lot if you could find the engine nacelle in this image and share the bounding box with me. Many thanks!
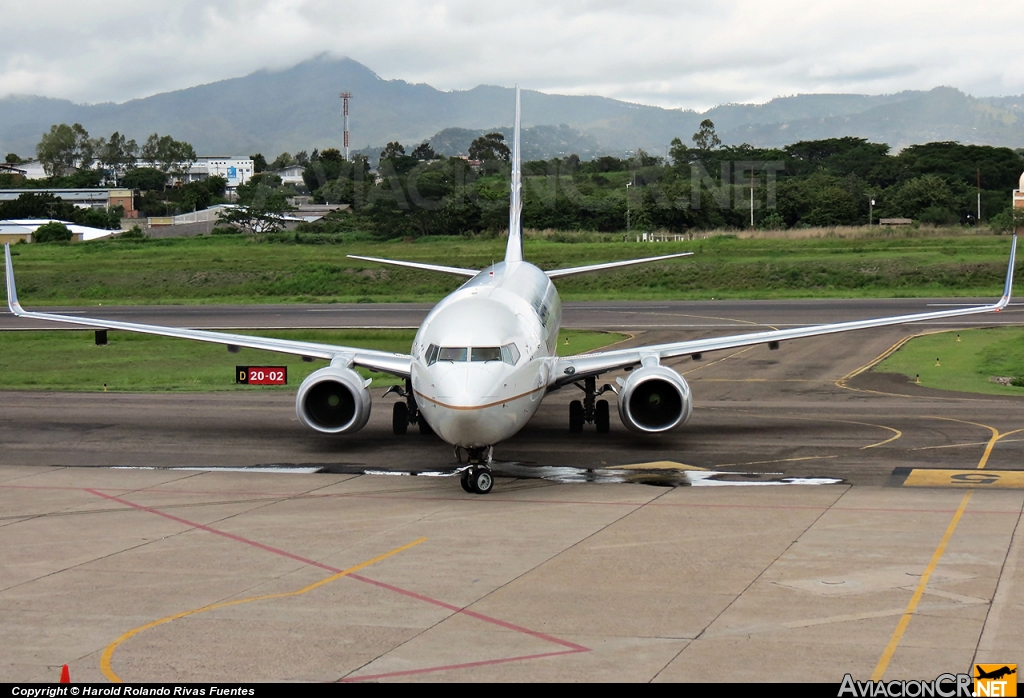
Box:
[617,364,693,433]
[295,366,372,434]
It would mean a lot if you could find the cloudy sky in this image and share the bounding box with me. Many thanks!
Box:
[2,0,1021,110]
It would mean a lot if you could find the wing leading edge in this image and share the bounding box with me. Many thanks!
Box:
[3,244,412,378]
[554,236,1018,386]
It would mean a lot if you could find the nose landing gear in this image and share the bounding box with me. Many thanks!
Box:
[456,445,495,494]
[460,467,494,494]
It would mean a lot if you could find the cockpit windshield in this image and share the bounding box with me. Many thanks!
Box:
[426,343,521,366]
[471,347,502,362]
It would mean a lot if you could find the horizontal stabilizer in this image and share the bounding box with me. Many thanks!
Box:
[347,255,479,278]
[545,252,693,279]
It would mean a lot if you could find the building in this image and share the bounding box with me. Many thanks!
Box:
[0,219,117,243]
[0,189,137,217]
[181,156,255,190]
[270,164,306,187]
[1014,171,1024,211]
[6,160,48,180]
[0,163,28,178]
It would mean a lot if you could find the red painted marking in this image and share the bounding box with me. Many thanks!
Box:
[82,488,590,676]
[85,489,339,573]
[342,648,585,682]
[348,573,588,651]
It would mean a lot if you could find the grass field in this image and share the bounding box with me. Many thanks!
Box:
[0,328,625,392]
[4,229,1019,305]
[873,327,1024,396]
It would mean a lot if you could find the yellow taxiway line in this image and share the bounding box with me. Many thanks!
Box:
[872,418,1024,679]
[100,537,427,683]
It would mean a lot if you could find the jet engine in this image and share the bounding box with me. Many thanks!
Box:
[617,364,693,433]
[295,366,372,434]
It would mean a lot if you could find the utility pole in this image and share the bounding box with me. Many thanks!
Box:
[750,169,755,228]
[626,182,632,232]
[976,167,981,224]
[339,92,352,161]
[869,197,874,226]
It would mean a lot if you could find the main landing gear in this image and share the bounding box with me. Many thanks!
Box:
[387,380,434,436]
[569,375,615,434]
[456,445,494,494]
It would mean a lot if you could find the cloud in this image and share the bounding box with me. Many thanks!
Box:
[2,1,1021,109]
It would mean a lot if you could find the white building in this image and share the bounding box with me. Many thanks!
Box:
[0,219,116,243]
[4,160,48,180]
[270,164,306,187]
[182,156,255,189]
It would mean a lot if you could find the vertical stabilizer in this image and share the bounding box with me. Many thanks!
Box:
[505,86,524,263]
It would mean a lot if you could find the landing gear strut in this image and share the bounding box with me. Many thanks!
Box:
[569,376,614,433]
[456,445,494,494]
[387,380,433,436]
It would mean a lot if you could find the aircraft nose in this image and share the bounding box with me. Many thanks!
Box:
[431,363,507,405]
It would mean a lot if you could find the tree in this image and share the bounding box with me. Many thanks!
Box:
[33,221,73,243]
[380,142,406,161]
[217,187,295,234]
[141,134,197,180]
[691,119,722,151]
[302,148,348,190]
[97,132,139,186]
[294,150,310,166]
[251,153,267,173]
[269,152,295,171]
[468,133,510,163]
[5,153,22,164]
[36,123,95,177]
[122,167,169,192]
[0,192,75,220]
[411,142,436,161]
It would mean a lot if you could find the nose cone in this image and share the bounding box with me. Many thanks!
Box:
[421,363,525,447]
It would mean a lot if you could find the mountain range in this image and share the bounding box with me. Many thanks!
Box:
[2,55,1023,162]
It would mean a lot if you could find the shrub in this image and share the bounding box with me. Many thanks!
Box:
[33,221,73,243]
[118,225,147,240]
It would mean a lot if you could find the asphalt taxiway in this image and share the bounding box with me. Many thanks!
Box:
[1,300,1023,682]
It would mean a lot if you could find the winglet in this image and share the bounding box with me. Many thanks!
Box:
[997,235,1017,309]
[505,86,524,263]
[4,244,24,316]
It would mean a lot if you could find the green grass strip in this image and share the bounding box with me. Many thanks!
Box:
[0,329,625,392]
[874,327,1024,396]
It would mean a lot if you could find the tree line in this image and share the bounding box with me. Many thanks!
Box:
[265,123,1024,237]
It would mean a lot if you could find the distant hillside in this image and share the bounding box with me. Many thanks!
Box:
[2,55,1023,160]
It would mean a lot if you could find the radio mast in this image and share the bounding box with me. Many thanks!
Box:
[339,92,352,160]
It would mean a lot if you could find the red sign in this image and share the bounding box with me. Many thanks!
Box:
[236,366,287,385]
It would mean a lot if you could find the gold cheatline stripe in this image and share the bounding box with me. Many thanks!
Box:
[414,387,544,411]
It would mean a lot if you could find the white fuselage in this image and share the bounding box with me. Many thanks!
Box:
[410,261,561,448]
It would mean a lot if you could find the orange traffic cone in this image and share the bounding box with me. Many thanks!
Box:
[59,664,69,683]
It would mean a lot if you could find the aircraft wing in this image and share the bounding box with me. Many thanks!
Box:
[553,236,1017,387]
[4,245,412,378]
[347,255,479,277]
[544,252,693,278]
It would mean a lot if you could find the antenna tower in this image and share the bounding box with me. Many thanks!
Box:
[339,92,352,160]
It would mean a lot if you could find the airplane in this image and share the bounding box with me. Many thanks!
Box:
[975,666,1016,681]
[2,88,1019,495]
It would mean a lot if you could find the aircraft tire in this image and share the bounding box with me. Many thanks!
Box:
[392,402,408,435]
[470,468,494,494]
[569,400,584,433]
[460,471,474,493]
[595,399,610,433]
